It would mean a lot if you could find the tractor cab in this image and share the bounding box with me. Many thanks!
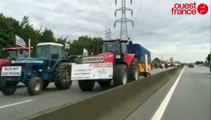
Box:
[2,47,30,60]
[0,47,30,70]
[102,39,128,62]
[36,42,65,59]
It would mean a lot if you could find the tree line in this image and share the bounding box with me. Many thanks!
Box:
[1,13,210,64]
[0,13,102,56]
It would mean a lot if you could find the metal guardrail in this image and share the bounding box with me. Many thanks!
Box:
[26,67,182,120]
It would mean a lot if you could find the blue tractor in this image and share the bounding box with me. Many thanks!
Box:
[0,42,72,95]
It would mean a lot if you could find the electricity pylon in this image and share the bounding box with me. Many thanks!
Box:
[114,0,134,40]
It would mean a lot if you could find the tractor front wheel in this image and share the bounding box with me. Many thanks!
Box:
[113,64,128,86]
[78,80,95,91]
[1,80,17,95]
[27,77,43,95]
[54,63,72,90]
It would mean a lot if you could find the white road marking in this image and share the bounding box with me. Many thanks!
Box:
[0,99,34,109]
[151,67,186,120]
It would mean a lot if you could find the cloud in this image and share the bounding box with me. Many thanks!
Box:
[0,0,210,62]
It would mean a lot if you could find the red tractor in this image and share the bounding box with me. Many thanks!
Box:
[0,47,30,90]
[71,39,139,91]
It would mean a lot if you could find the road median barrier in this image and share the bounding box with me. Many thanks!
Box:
[26,67,182,120]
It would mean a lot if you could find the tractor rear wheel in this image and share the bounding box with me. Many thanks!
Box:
[54,63,72,90]
[113,64,128,86]
[1,80,17,95]
[129,58,139,82]
[78,80,95,91]
[98,80,111,88]
[27,77,43,95]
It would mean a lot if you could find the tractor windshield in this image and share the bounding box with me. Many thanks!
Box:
[17,50,29,59]
[102,42,121,54]
[37,45,65,59]
[37,45,50,58]
[1,50,28,59]
[1,51,16,59]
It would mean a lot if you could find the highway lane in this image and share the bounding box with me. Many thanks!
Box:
[0,68,171,120]
[0,82,102,120]
[126,66,210,120]
[161,66,210,120]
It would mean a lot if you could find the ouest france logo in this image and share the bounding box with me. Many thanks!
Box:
[171,2,209,15]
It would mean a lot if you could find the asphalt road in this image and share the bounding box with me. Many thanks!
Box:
[126,66,210,120]
[0,67,170,120]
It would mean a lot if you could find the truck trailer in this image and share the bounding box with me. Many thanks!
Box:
[127,43,152,77]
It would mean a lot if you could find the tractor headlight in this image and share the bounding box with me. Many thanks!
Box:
[38,69,42,72]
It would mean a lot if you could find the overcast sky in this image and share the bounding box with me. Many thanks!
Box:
[0,0,210,62]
